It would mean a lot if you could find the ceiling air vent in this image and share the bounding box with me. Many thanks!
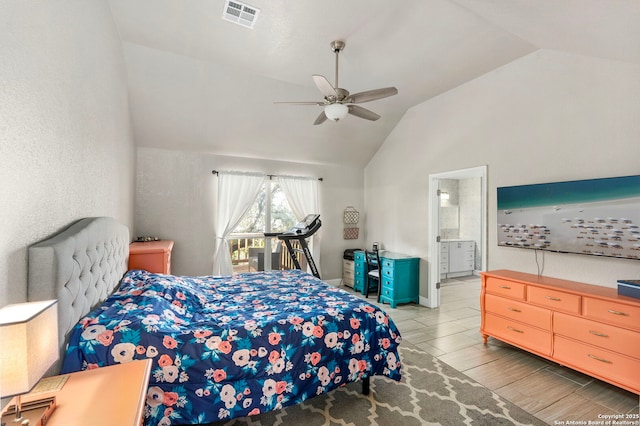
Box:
[222,1,260,29]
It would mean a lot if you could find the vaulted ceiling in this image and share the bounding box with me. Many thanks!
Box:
[108,0,640,167]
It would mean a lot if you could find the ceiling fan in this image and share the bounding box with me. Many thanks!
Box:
[276,40,398,125]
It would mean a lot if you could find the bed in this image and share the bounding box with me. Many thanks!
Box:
[28,217,403,426]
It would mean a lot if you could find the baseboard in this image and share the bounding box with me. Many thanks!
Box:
[325,278,342,287]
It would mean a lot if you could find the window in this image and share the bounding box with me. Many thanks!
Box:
[229,179,297,271]
[234,181,296,234]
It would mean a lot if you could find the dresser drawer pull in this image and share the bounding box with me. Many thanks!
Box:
[607,309,629,316]
[544,295,562,301]
[508,307,522,313]
[507,326,524,333]
[498,285,511,289]
[588,330,609,338]
[588,354,612,364]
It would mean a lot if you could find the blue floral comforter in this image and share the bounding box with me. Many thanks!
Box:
[62,269,402,426]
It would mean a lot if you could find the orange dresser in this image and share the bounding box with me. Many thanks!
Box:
[129,240,174,274]
[481,269,640,395]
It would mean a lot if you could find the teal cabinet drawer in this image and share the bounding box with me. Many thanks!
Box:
[380,285,394,299]
[382,259,394,269]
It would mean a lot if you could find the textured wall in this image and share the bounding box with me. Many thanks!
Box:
[365,50,640,296]
[0,1,136,305]
[135,147,364,280]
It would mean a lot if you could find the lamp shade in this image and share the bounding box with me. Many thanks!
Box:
[324,103,349,121]
[0,300,58,398]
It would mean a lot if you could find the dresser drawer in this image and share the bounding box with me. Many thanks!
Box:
[485,294,552,331]
[461,241,475,251]
[343,259,354,272]
[381,258,394,267]
[354,251,366,261]
[582,297,640,332]
[527,286,581,315]
[553,312,640,359]
[554,336,640,393]
[484,313,552,355]
[461,260,474,270]
[382,267,395,280]
[381,258,395,273]
[380,284,394,299]
[485,277,526,300]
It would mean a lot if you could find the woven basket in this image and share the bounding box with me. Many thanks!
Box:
[343,207,359,224]
[343,227,359,240]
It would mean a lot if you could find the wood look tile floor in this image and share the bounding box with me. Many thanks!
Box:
[344,276,640,425]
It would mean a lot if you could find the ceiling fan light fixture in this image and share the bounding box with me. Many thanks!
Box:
[275,40,398,125]
[324,103,348,122]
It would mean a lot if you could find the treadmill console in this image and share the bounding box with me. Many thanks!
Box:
[283,214,320,235]
[296,214,320,231]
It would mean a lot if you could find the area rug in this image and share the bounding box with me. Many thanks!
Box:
[203,343,547,426]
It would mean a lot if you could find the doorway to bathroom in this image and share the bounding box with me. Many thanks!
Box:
[427,166,487,308]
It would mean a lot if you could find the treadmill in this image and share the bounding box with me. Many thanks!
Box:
[266,214,321,278]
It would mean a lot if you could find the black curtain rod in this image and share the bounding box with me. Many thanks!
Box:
[211,170,323,181]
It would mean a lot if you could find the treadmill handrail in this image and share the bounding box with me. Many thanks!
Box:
[278,219,321,239]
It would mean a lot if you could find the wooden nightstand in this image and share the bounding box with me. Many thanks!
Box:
[129,240,174,274]
[2,360,152,426]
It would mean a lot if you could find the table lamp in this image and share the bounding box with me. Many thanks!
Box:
[0,300,58,424]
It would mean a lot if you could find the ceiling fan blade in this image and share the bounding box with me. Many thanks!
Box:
[312,75,338,99]
[348,105,380,121]
[348,87,398,104]
[274,101,325,105]
[313,111,328,125]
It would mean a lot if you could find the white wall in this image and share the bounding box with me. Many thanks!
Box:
[365,50,640,297]
[459,177,482,270]
[0,1,136,306]
[136,147,364,280]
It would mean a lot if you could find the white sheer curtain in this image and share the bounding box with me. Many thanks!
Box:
[278,176,321,275]
[212,172,266,275]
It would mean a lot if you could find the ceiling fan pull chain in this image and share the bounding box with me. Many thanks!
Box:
[335,48,339,90]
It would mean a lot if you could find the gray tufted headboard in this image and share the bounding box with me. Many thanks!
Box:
[28,217,129,372]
